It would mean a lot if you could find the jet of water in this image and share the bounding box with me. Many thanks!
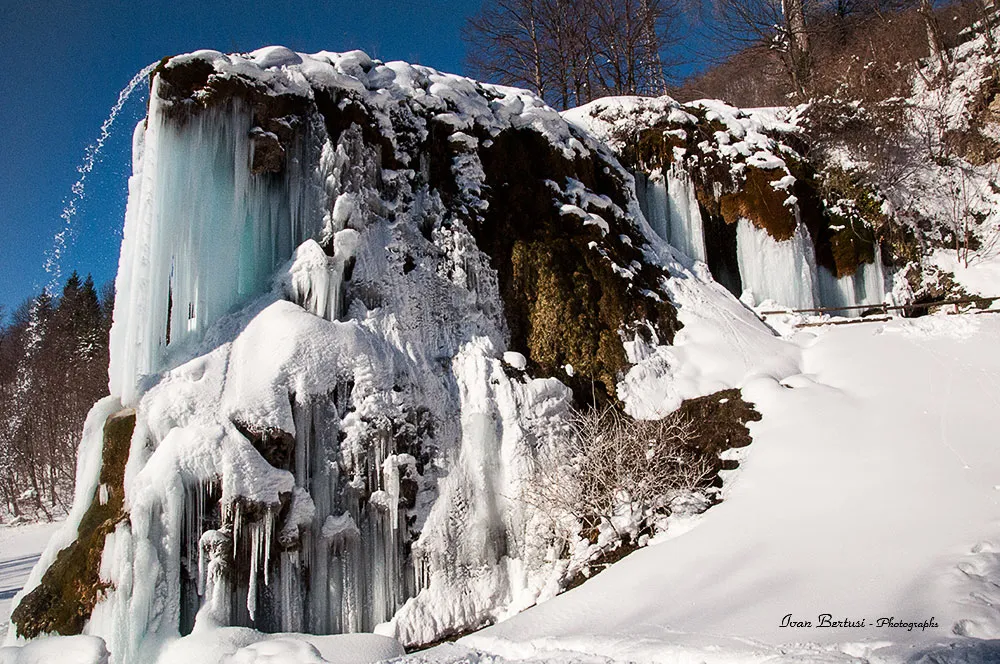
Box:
[43,62,157,292]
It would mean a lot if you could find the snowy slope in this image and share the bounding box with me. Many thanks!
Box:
[436,313,1000,663]
[0,521,62,636]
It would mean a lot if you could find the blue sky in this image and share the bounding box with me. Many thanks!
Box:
[0,0,479,322]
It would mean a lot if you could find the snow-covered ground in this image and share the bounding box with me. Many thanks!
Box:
[933,249,1000,299]
[0,521,62,636]
[396,312,1000,664]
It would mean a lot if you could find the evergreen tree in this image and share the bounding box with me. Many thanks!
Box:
[0,274,113,521]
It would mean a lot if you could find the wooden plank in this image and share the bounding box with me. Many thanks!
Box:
[762,295,998,317]
[795,317,893,328]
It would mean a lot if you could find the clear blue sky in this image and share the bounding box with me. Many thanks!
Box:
[0,0,480,323]
[0,1,707,325]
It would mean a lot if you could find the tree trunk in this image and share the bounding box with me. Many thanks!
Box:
[782,0,811,95]
[918,0,950,79]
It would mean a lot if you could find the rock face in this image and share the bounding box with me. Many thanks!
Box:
[12,409,134,639]
[564,97,888,312]
[11,47,728,663]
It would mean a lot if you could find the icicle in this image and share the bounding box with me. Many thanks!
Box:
[638,170,670,241]
[264,508,273,588]
[816,245,887,316]
[110,83,324,403]
[279,550,302,632]
[245,508,275,621]
[857,246,886,306]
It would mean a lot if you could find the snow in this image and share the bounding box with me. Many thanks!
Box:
[0,521,63,637]
[932,249,1000,299]
[562,96,696,149]
[154,627,402,664]
[619,237,798,418]
[450,313,1000,663]
[0,635,109,664]
[501,352,527,370]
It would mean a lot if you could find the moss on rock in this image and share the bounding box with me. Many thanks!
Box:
[474,128,679,404]
[12,409,135,639]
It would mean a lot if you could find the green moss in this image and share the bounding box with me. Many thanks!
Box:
[474,128,679,405]
[510,238,631,395]
[12,410,135,639]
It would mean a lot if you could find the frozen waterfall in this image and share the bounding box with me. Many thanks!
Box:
[817,249,887,314]
[735,218,820,310]
[109,79,324,404]
[636,163,886,314]
[636,166,706,263]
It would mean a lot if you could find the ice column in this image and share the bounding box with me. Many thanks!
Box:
[817,246,886,315]
[109,78,322,404]
[665,164,707,263]
[736,217,819,310]
[636,165,706,263]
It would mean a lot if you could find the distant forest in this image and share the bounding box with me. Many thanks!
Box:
[0,274,113,520]
[464,0,990,109]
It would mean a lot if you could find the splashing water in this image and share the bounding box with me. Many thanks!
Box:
[0,63,156,493]
[43,62,157,292]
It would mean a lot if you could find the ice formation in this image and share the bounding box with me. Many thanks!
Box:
[817,250,887,313]
[109,82,326,403]
[736,218,820,310]
[565,95,889,313]
[635,166,706,264]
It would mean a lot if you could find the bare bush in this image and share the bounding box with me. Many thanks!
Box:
[527,405,714,540]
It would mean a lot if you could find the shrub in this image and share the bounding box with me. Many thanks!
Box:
[528,405,713,541]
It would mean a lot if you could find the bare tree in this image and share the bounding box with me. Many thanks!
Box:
[918,0,951,77]
[702,0,813,97]
[465,0,680,108]
[465,0,551,100]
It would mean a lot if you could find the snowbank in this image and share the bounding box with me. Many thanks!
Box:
[457,314,1000,663]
